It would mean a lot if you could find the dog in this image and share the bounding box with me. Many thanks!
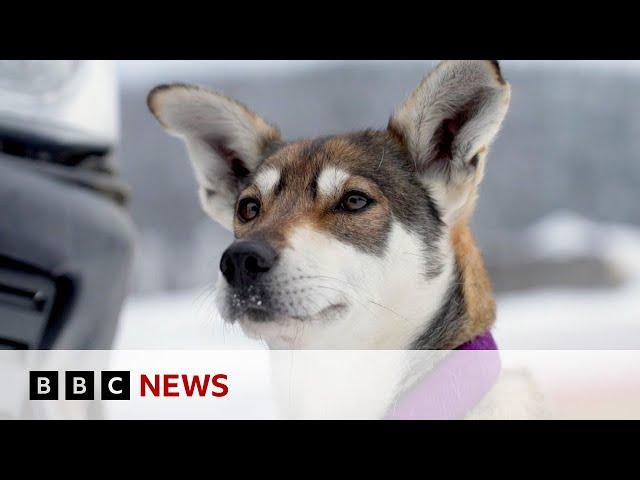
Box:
[148,60,547,418]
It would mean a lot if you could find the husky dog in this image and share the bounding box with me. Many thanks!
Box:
[148,60,549,419]
[148,60,510,351]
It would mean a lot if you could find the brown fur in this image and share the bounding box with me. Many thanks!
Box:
[451,222,496,345]
[234,137,393,255]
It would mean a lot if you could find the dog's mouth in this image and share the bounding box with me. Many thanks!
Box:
[216,276,350,325]
[289,302,348,321]
[234,302,350,346]
[241,301,349,323]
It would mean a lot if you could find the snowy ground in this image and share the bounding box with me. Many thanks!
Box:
[493,212,640,349]
[114,212,640,350]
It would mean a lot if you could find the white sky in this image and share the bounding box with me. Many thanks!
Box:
[117,60,640,85]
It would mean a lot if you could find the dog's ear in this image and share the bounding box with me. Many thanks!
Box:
[389,60,511,225]
[148,84,281,230]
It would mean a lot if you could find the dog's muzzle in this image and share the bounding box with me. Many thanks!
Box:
[219,240,277,289]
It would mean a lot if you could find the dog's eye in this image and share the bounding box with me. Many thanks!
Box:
[338,191,372,212]
[237,198,260,222]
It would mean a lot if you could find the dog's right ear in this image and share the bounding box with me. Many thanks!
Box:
[147,84,281,230]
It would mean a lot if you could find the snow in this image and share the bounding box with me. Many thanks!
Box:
[494,281,640,349]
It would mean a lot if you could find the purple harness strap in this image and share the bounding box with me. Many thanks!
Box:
[385,332,501,420]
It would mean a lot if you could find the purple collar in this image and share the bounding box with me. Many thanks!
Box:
[456,331,499,351]
[385,332,501,420]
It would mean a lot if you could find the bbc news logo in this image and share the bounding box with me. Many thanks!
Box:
[30,371,131,400]
[29,371,229,400]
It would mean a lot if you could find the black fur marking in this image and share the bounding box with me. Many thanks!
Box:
[274,174,286,196]
[309,169,319,200]
[261,139,286,160]
[489,60,506,85]
[301,138,327,161]
[411,262,467,350]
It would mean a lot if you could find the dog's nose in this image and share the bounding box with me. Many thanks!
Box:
[220,240,277,288]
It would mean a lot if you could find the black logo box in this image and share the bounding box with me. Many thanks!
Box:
[29,371,130,400]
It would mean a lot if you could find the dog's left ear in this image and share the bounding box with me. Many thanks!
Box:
[148,84,281,230]
[389,60,511,225]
